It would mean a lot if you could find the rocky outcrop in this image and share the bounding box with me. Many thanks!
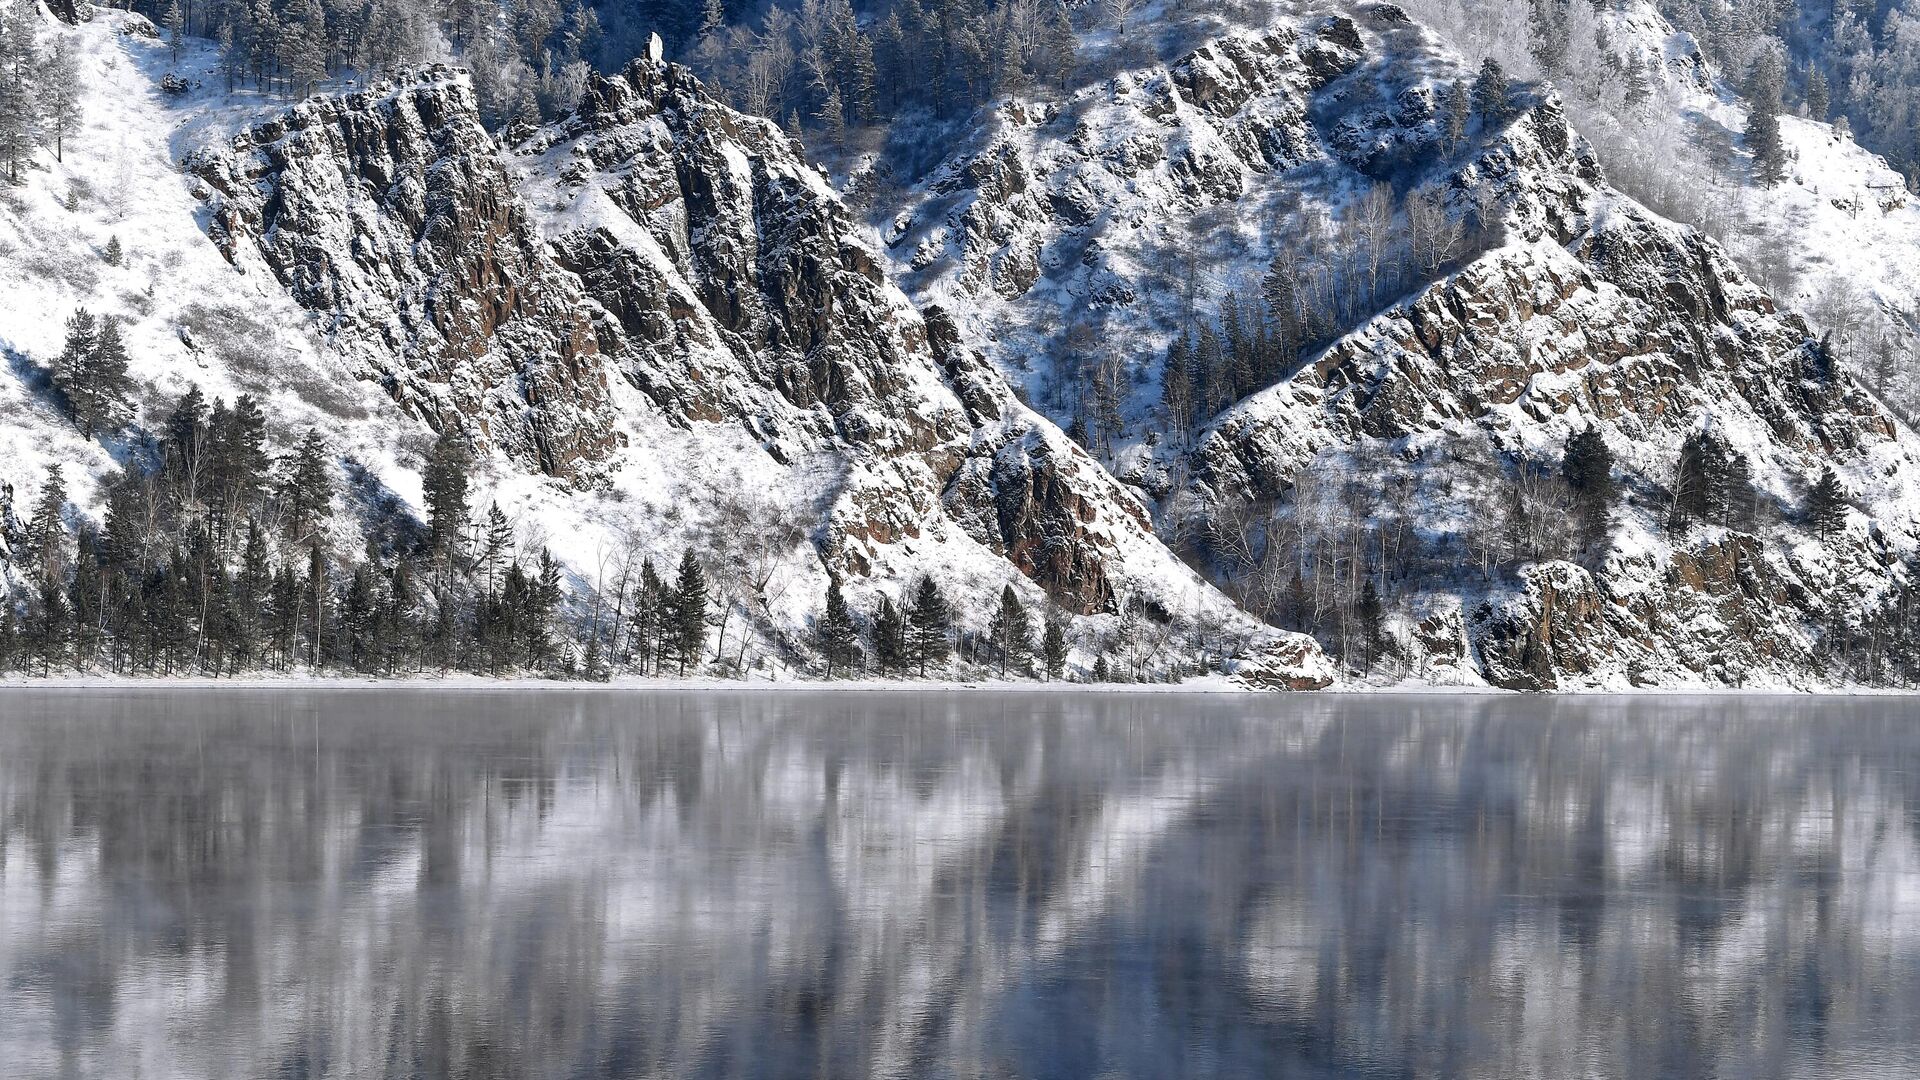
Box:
[1230,636,1337,690]
[1470,536,1817,690]
[191,72,619,482]
[860,0,1918,689]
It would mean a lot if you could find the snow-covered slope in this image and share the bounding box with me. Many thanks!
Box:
[0,9,410,556]
[1403,0,1920,408]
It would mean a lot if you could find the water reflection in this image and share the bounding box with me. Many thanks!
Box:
[2,691,1918,1078]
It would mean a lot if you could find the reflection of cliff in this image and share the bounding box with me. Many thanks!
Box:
[2,692,1918,1077]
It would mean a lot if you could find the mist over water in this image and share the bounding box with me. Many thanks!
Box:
[2,691,1918,1078]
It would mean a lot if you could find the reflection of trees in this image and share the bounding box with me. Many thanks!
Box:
[2,692,1919,1077]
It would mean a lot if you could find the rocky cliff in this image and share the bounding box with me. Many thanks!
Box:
[191,73,621,481]
[185,56,1327,679]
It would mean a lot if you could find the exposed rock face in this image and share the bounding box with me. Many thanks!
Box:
[1469,535,1841,691]
[191,73,619,481]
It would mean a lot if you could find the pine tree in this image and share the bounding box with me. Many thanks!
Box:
[1672,428,1735,531]
[269,566,298,668]
[52,308,98,430]
[1443,79,1472,151]
[166,385,210,497]
[480,503,512,598]
[1561,426,1615,552]
[815,85,845,146]
[670,549,707,675]
[1746,51,1788,188]
[67,529,103,668]
[38,33,81,162]
[1354,579,1386,672]
[526,548,562,669]
[987,583,1031,677]
[81,317,132,437]
[24,464,68,585]
[1724,449,1758,532]
[872,595,907,673]
[342,562,379,671]
[1041,613,1067,681]
[1196,324,1229,416]
[166,0,186,65]
[692,0,725,69]
[31,575,70,675]
[0,0,39,184]
[280,429,333,545]
[421,427,472,563]
[233,518,269,668]
[907,575,952,677]
[1746,107,1786,187]
[1806,67,1829,121]
[1222,291,1258,398]
[215,394,271,515]
[817,577,859,676]
[1472,58,1516,126]
[0,602,16,673]
[1160,334,1192,435]
[1809,466,1847,541]
[1038,0,1076,86]
[1091,653,1110,682]
[384,559,417,673]
[1527,0,1569,77]
[286,0,329,97]
[103,235,122,265]
[101,484,144,576]
[634,558,665,674]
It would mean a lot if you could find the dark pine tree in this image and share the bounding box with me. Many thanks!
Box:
[421,427,473,564]
[987,583,1032,677]
[671,549,707,675]
[1809,466,1847,541]
[872,595,907,673]
[1561,426,1616,553]
[818,577,860,677]
[1041,614,1067,681]
[1472,58,1516,125]
[908,575,952,677]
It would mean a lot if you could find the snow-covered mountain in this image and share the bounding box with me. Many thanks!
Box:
[3,0,1918,688]
[0,4,1329,686]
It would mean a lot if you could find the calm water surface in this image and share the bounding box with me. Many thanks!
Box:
[2,690,1918,1078]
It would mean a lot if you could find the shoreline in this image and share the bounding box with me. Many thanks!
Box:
[0,674,1909,696]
